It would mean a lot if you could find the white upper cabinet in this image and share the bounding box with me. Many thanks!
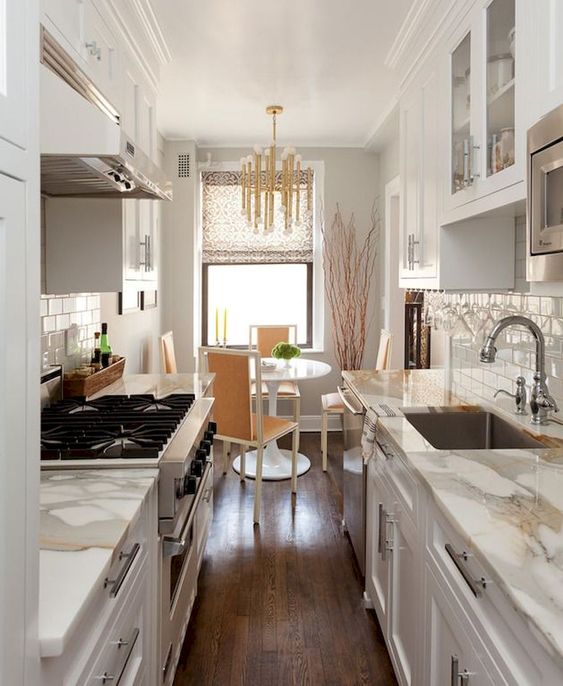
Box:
[443,0,524,221]
[0,1,29,149]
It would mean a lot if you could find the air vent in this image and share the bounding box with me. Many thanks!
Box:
[178,153,190,178]
[126,141,135,157]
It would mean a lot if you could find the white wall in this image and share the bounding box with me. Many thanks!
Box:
[159,142,381,417]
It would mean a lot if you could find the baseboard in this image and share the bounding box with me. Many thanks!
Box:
[277,414,343,432]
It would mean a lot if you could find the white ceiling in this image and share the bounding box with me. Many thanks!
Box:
[151,0,414,148]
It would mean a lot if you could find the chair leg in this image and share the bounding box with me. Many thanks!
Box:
[239,444,246,482]
[222,440,230,475]
[321,410,328,472]
[291,428,298,494]
[253,444,264,525]
[293,396,301,454]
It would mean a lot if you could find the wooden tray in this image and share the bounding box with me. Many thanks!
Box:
[63,357,126,398]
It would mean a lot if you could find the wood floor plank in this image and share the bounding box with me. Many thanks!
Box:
[173,433,397,686]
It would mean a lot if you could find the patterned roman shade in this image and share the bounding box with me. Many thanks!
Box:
[201,170,313,264]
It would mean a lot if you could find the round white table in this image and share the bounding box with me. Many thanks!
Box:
[232,357,332,481]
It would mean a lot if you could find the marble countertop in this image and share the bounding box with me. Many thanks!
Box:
[90,372,214,400]
[39,469,157,658]
[344,368,563,666]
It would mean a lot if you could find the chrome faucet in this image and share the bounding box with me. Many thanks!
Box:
[480,315,559,425]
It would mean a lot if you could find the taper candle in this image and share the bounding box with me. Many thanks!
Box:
[215,307,219,341]
[223,308,228,342]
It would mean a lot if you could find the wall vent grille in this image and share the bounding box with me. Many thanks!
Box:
[178,153,190,178]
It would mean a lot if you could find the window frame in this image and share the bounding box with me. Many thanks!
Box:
[201,261,313,349]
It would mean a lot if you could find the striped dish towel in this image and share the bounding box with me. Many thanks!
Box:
[361,407,379,464]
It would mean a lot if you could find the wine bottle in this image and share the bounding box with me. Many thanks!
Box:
[91,331,101,370]
[100,323,112,368]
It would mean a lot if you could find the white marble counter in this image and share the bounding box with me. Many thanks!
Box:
[90,372,214,400]
[39,469,157,658]
[344,368,563,666]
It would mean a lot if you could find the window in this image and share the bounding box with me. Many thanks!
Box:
[201,170,314,347]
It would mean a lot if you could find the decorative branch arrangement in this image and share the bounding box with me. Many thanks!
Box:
[322,204,379,371]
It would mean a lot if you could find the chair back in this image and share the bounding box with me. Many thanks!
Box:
[250,324,297,358]
[199,347,263,443]
[160,331,177,373]
[376,329,393,371]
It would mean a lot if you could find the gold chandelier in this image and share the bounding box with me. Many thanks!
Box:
[240,105,312,234]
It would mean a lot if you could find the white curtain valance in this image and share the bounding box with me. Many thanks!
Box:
[201,170,313,264]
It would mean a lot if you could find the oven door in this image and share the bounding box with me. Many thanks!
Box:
[530,139,563,255]
[160,509,198,685]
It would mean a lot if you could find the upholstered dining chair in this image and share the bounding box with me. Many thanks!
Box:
[320,329,394,472]
[198,346,299,525]
[249,324,301,443]
[160,331,177,373]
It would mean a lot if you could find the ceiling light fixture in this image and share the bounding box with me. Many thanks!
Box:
[240,105,312,234]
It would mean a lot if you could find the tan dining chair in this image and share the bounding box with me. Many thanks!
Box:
[198,346,299,525]
[249,324,301,435]
[320,328,394,472]
[160,331,177,373]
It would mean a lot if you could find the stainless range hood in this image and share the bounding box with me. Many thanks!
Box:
[40,29,172,201]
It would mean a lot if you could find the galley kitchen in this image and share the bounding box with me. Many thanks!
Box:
[4,1,563,685]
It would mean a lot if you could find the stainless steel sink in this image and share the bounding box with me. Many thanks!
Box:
[403,409,544,450]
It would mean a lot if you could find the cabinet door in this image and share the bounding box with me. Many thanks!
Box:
[123,199,141,281]
[0,1,28,148]
[138,200,157,283]
[419,67,439,279]
[42,0,85,57]
[366,460,392,630]
[137,89,155,159]
[122,65,139,141]
[399,88,422,280]
[388,509,419,686]
[425,563,500,686]
[0,175,28,684]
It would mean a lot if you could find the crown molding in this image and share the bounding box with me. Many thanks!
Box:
[129,0,172,65]
[385,0,440,70]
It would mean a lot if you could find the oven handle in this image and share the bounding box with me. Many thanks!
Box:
[337,385,365,416]
[162,465,211,557]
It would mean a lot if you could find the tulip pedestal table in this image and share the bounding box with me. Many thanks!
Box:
[232,357,332,481]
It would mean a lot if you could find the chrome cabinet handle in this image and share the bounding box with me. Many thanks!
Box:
[146,234,151,272]
[336,385,364,415]
[411,236,420,267]
[104,543,140,598]
[407,233,412,269]
[463,138,470,186]
[451,655,471,684]
[384,512,396,554]
[469,136,480,182]
[85,41,102,61]
[377,503,384,556]
[203,488,212,503]
[96,627,140,685]
[445,543,487,598]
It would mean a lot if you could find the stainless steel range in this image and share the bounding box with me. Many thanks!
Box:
[39,370,216,684]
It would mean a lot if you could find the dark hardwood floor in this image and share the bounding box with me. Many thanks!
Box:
[173,432,398,686]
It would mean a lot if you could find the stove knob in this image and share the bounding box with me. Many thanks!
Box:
[183,475,197,495]
[196,448,208,461]
[200,440,211,455]
[190,460,203,477]
[207,421,217,435]
[204,430,215,445]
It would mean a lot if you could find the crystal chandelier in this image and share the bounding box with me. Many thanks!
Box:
[240,105,312,234]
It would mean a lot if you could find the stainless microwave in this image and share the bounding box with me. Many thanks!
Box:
[527,104,563,281]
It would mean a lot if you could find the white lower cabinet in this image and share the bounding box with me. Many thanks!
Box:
[41,482,159,686]
[365,447,563,686]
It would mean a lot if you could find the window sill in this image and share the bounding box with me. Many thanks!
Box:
[300,349,325,355]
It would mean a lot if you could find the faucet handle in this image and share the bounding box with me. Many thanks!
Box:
[494,376,527,415]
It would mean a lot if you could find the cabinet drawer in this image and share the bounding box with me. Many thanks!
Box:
[81,567,147,685]
[426,506,544,685]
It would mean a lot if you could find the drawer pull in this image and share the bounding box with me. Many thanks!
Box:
[203,487,212,503]
[377,503,385,556]
[104,543,140,598]
[451,655,471,684]
[95,627,140,685]
[445,543,486,598]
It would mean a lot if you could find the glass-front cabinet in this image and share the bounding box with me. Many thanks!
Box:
[445,0,522,214]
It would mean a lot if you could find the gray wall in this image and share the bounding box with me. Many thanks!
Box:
[195,146,381,417]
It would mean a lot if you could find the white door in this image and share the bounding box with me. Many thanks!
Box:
[0,1,28,148]
[366,460,392,630]
[388,509,419,686]
[0,175,29,684]
[123,199,141,281]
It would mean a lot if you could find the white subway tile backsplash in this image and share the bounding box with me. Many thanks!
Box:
[48,298,63,316]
